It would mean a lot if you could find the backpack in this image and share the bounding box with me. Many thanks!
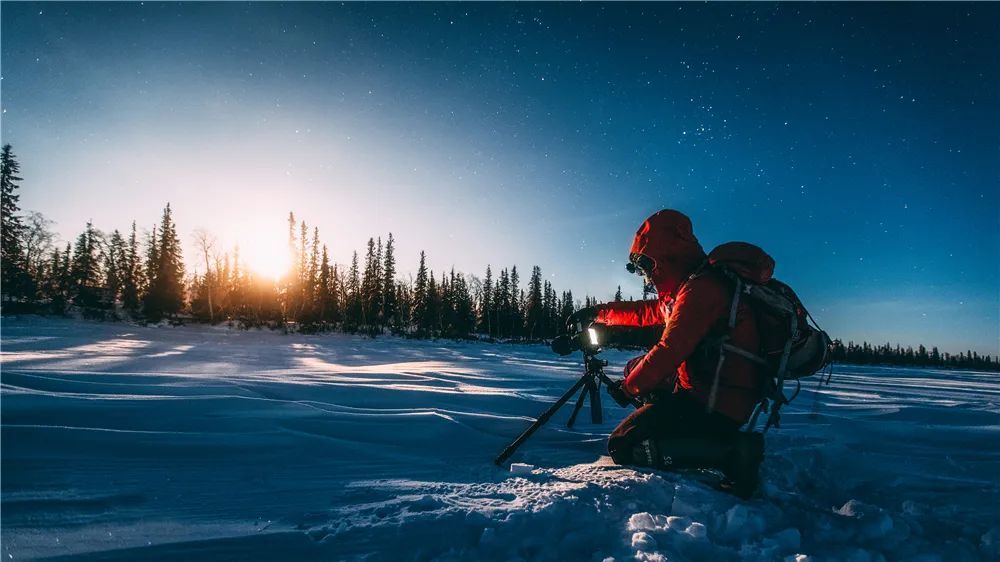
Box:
[692,242,833,433]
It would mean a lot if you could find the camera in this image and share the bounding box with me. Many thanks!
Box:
[551,325,603,356]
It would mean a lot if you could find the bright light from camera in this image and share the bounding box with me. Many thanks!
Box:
[588,327,599,347]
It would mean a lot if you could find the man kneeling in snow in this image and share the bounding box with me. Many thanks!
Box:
[568,209,766,498]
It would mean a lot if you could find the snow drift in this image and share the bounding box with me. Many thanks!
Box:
[2,317,997,561]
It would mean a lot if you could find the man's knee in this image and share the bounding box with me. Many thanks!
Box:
[607,433,630,464]
[609,437,662,467]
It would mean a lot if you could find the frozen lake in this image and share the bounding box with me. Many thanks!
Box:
[2,317,998,561]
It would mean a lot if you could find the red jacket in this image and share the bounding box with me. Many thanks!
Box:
[596,210,765,423]
[595,273,762,422]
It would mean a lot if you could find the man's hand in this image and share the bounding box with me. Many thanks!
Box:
[565,306,598,332]
[606,378,637,408]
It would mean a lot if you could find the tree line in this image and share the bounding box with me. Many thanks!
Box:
[1,143,997,371]
[828,340,998,372]
[0,144,595,341]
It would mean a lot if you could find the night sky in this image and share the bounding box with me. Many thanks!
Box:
[2,2,997,355]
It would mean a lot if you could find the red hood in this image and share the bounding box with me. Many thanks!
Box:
[706,242,774,284]
[630,210,706,298]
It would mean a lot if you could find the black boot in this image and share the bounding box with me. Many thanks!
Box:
[718,432,765,499]
[629,434,764,499]
[630,437,731,470]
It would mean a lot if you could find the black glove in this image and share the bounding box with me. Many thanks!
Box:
[551,334,574,356]
[606,378,636,408]
[565,306,598,333]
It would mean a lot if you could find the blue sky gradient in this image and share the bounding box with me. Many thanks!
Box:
[2,3,997,354]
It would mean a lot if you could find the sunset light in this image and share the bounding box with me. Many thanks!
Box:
[239,232,291,282]
[2,3,998,560]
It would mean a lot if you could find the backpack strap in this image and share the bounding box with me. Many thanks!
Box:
[761,314,799,431]
[720,342,767,365]
[706,273,743,413]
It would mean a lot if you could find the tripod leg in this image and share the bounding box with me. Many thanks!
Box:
[494,374,590,466]
[590,377,603,424]
[566,385,589,428]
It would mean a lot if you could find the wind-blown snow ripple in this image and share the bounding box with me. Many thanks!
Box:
[2,317,997,561]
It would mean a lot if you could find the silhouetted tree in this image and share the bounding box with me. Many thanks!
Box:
[524,265,544,339]
[121,222,142,312]
[479,265,494,337]
[413,251,430,336]
[344,251,361,331]
[360,237,381,332]
[144,204,185,320]
[1,144,33,303]
[69,221,104,312]
[382,233,397,332]
[104,229,127,304]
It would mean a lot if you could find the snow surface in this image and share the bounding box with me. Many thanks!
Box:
[2,316,998,561]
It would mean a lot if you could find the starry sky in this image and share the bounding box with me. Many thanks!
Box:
[2,2,998,355]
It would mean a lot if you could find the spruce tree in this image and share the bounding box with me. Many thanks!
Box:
[1,144,30,302]
[70,221,102,309]
[427,271,439,336]
[346,251,360,331]
[560,290,574,328]
[360,238,378,330]
[396,281,413,331]
[59,241,72,298]
[374,237,383,331]
[145,225,159,294]
[451,272,475,338]
[413,251,429,335]
[301,226,319,323]
[441,269,456,336]
[334,263,347,325]
[317,244,333,324]
[542,280,556,338]
[525,266,544,339]
[298,220,309,319]
[479,265,493,336]
[122,222,141,312]
[46,245,70,312]
[382,233,397,332]
[159,204,186,314]
[496,268,510,339]
[105,229,127,303]
[285,212,299,318]
[330,263,341,324]
[509,265,521,338]
[144,204,185,320]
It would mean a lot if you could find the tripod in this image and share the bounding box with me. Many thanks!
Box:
[494,350,642,466]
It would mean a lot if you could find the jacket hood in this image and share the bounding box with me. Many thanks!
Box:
[630,209,706,297]
[706,242,774,284]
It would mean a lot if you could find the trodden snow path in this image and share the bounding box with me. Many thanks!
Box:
[1,317,998,561]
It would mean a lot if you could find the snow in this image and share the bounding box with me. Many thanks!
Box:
[510,463,536,475]
[2,316,998,561]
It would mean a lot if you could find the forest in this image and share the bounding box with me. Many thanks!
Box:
[2,144,996,372]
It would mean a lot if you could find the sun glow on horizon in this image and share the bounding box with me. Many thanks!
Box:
[238,231,292,282]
